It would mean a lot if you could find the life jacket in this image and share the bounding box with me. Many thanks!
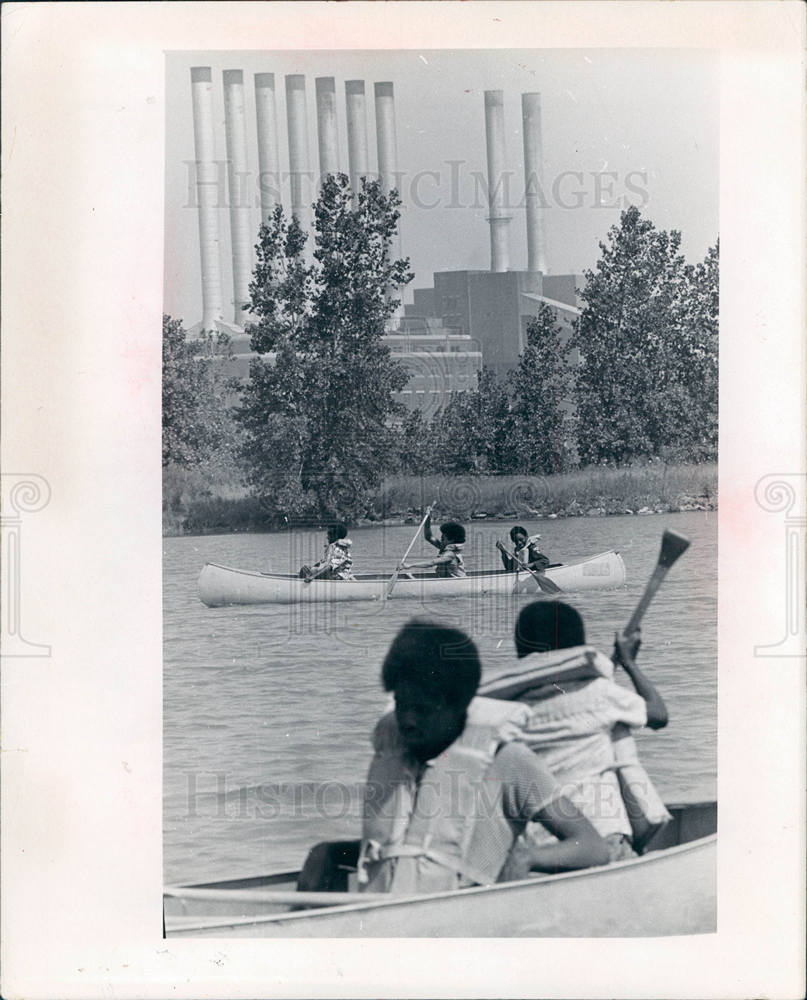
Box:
[516,535,549,570]
[478,647,670,843]
[435,542,465,578]
[358,696,530,894]
[331,538,353,573]
[318,538,353,579]
[478,645,609,700]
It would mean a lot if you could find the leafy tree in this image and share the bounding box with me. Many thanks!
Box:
[669,240,718,460]
[430,389,485,474]
[430,367,516,474]
[571,207,718,464]
[162,315,239,468]
[509,304,575,474]
[476,368,519,473]
[236,174,413,521]
[395,409,434,476]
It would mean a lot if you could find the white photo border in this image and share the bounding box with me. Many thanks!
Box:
[1,2,805,998]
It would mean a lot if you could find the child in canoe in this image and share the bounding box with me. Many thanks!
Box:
[296,618,608,893]
[500,525,551,572]
[401,518,467,578]
[480,600,671,865]
[300,524,355,581]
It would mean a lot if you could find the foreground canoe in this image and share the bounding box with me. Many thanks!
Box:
[198,549,627,606]
[164,801,715,937]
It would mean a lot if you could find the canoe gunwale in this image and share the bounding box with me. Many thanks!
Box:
[223,568,568,584]
[202,563,569,583]
[165,827,716,935]
[197,550,627,606]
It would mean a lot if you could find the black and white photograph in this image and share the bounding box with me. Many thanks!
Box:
[1,2,804,998]
[162,48,719,938]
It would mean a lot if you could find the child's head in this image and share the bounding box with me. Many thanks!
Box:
[382,619,481,761]
[509,525,528,547]
[515,600,586,658]
[327,523,348,544]
[440,521,466,545]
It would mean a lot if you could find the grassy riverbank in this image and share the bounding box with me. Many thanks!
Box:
[163,462,717,536]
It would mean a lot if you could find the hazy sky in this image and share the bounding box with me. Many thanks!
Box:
[164,48,718,326]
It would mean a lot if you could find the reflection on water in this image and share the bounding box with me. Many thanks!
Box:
[164,510,716,884]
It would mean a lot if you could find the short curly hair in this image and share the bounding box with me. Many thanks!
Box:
[440,521,466,544]
[381,619,481,708]
[515,600,586,658]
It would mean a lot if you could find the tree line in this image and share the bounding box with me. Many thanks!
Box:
[163,178,718,524]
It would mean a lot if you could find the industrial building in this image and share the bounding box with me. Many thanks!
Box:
[186,68,584,409]
[406,271,583,380]
[402,90,584,379]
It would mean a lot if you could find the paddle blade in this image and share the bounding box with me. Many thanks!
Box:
[535,573,563,595]
[658,530,690,569]
[499,539,563,594]
[382,567,401,602]
[625,530,691,633]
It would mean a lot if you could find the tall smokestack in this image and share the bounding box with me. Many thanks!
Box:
[374,81,398,195]
[190,67,224,330]
[315,77,339,183]
[223,70,253,324]
[345,80,369,194]
[255,72,281,224]
[483,90,511,273]
[521,92,547,274]
[375,82,403,326]
[285,74,311,225]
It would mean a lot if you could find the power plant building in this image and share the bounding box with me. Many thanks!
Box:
[185,68,583,410]
[406,270,583,380]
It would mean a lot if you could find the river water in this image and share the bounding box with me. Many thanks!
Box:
[163,510,716,885]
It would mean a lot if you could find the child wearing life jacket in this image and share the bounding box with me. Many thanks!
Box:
[500,525,551,573]
[297,619,609,894]
[479,600,671,860]
[401,519,466,578]
[300,523,355,581]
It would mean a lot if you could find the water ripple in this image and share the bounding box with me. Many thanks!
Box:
[165,511,716,883]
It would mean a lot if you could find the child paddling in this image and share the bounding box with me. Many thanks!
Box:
[400,518,467,578]
[299,524,355,581]
[481,600,671,867]
[499,525,551,573]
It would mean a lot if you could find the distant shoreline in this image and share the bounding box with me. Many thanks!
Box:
[163,462,717,537]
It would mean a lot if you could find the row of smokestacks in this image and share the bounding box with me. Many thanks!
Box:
[191,68,400,329]
[190,68,546,330]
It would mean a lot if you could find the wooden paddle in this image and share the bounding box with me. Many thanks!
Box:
[624,529,691,634]
[496,540,563,595]
[383,504,434,601]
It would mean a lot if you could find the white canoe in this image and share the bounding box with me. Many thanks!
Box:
[198,550,627,606]
[164,801,716,938]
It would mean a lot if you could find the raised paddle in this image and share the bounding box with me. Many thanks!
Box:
[383,504,434,601]
[496,540,563,595]
[624,529,691,635]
